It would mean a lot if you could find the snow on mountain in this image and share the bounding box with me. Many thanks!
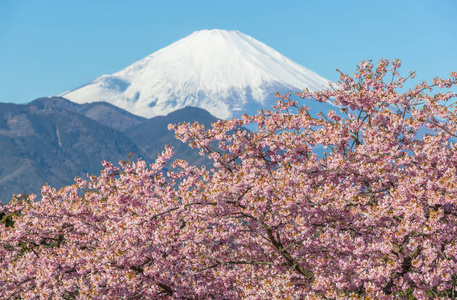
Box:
[61,29,332,119]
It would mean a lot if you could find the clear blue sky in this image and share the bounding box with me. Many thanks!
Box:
[1,0,456,104]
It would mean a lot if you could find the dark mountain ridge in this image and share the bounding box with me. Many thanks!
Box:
[124,107,219,166]
[0,98,219,204]
[30,97,146,131]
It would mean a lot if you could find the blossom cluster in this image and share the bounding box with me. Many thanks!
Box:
[1,59,457,299]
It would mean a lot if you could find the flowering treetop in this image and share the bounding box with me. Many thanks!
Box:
[1,59,457,299]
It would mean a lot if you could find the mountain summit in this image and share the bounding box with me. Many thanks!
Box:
[61,29,331,119]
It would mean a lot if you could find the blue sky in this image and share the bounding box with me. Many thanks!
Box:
[1,0,456,104]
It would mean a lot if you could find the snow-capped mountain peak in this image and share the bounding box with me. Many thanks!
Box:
[61,29,331,119]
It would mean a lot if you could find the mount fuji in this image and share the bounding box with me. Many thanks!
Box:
[61,29,332,119]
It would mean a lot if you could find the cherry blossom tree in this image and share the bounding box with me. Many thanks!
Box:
[1,59,457,299]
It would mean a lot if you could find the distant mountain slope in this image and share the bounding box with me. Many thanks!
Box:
[124,106,219,167]
[0,98,224,204]
[61,29,332,119]
[0,101,141,204]
[30,97,145,131]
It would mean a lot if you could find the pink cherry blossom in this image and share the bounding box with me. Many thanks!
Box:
[1,59,457,299]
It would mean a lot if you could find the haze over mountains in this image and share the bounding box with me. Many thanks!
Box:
[1,29,334,203]
[61,29,331,119]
